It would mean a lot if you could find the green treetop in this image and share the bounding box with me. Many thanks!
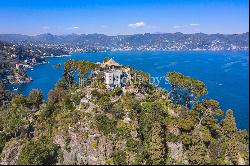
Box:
[220,109,237,138]
[166,72,208,108]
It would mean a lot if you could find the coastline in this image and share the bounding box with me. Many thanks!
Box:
[7,49,249,89]
[42,54,72,58]
[8,51,249,130]
[9,61,48,84]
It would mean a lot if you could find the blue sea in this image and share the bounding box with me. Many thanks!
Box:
[11,51,249,130]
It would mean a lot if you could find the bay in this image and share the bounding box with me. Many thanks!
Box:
[12,51,249,129]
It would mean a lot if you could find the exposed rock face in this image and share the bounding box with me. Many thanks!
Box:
[238,155,245,165]
[168,126,181,136]
[168,108,179,117]
[167,142,187,164]
[166,125,187,164]
[54,131,114,165]
[0,139,22,165]
[54,119,109,165]
[52,96,115,165]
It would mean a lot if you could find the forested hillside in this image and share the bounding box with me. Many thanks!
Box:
[0,60,248,165]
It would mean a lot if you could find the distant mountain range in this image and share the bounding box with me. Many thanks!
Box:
[0,32,249,51]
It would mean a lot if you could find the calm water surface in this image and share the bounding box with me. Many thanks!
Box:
[12,51,249,129]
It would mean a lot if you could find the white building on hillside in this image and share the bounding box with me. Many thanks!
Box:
[100,58,130,89]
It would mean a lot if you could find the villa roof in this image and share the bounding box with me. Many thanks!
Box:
[102,58,121,67]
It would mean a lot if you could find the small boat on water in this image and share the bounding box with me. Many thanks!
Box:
[31,68,34,71]
[13,87,18,91]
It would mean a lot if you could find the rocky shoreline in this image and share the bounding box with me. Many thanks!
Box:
[7,61,47,85]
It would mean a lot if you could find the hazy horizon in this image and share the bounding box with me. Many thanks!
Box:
[0,31,249,37]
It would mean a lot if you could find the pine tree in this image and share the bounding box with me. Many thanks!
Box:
[148,122,165,165]
[27,89,43,110]
[18,138,59,165]
[193,99,224,129]
[226,137,240,165]
[221,109,237,138]
[186,132,209,165]
[187,141,208,165]
[208,140,225,164]
[166,72,208,107]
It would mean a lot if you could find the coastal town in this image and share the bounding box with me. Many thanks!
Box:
[0,41,67,85]
[0,32,249,53]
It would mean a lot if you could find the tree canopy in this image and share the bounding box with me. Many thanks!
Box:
[166,72,208,108]
[63,60,100,86]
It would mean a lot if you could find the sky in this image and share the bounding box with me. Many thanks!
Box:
[0,0,249,35]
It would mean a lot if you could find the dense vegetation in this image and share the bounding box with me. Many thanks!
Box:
[0,59,248,165]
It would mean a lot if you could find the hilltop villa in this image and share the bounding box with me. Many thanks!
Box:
[95,58,131,89]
